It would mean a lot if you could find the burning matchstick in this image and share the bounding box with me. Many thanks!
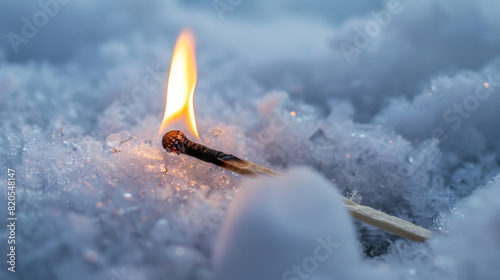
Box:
[163,130,432,242]
[160,29,431,242]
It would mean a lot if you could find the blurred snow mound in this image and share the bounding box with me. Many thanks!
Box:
[213,167,378,280]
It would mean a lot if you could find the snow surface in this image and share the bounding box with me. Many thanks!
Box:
[213,167,389,280]
[1,0,500,279]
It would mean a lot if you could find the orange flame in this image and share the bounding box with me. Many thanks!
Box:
[159,29,199,138]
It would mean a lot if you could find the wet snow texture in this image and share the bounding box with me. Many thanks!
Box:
[1,0,500,279]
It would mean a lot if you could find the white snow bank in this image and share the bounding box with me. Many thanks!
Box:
[213,167,393,280]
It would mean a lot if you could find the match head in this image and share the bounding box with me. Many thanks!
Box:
[162,130,189,154]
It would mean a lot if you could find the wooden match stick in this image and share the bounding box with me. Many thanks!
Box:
[162,130,432,242]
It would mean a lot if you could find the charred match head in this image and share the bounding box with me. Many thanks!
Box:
[162,130,282,177]
[162,130,189,154]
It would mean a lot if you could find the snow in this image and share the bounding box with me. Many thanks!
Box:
[376,176,500,280]
[1,0,500,279]
[213,168,366,280]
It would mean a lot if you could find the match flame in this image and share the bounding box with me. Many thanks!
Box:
[159,29,199,138]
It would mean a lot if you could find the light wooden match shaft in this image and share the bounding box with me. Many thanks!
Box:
[162,130,432,242]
